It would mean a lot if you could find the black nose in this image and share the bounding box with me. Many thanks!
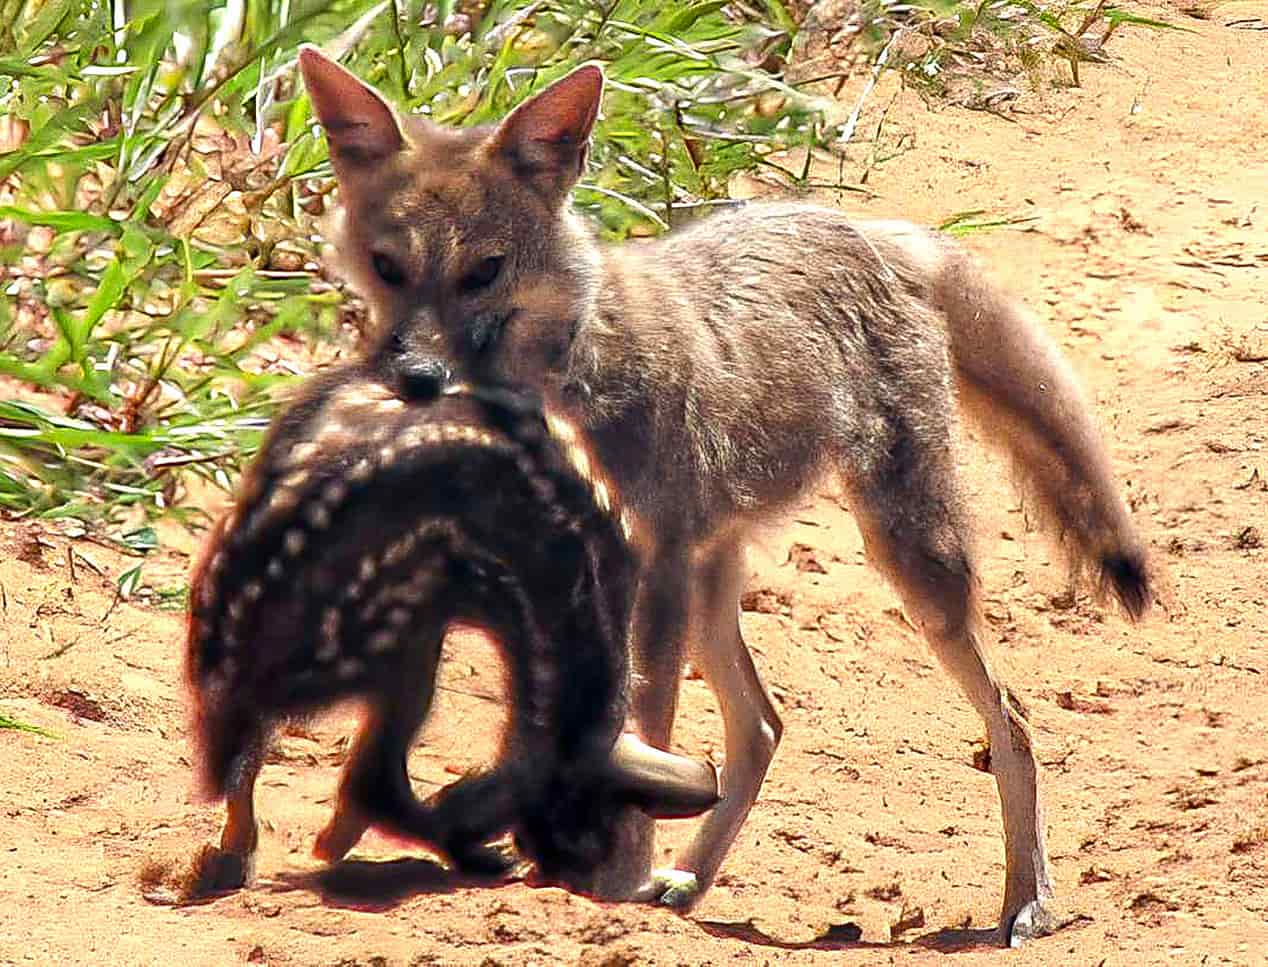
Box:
[393,355,450,401]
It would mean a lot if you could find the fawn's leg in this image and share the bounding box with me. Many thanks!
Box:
[846,442,1055,946]
[661,535,782,910]
[188,741,265,895]
[313,619,446,863]
[589,542,694,902]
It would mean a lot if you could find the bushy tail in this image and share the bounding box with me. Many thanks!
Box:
[928,234,1152,619]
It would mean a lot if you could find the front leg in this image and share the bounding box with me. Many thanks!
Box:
[665,537,782,910]
[589,541,693,902]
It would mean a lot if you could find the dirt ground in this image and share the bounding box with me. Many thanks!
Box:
[3,4,1267,965]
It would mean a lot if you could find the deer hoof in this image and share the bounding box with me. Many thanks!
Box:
[187,843,253,898]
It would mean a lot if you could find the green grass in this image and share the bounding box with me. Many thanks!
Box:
[0,709,57,737]
[0,0,834,553]
[0,0,1176,576]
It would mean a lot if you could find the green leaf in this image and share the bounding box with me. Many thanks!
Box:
[18,0,77,54]
[75,259,128,353]
[117,564,144,599]
[0,206,119,235]
[121,526,159,552]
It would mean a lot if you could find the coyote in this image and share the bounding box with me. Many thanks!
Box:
[184,366,718,897]
[296,47,1152,944]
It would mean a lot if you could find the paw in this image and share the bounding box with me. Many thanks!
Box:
[636,868,701,911]
[1006,899,1060,947]
[185,843,254,899]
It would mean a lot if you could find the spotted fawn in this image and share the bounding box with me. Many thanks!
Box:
[183,362,718,897]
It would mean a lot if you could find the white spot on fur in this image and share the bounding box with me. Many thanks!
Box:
[267,558,284,580]
[305,503,331,530]
[386,608,411,628]
[336,658,362,680]
[288,441,319,466]
[267,489,299,518]
[322,480,348,506]
[358,556,376,582]
[379,445,397,465]
[243,580,263,603]
[383,534,415,566]
[284,529,306,556]
[348,459,373,483]
[367,630,397,654]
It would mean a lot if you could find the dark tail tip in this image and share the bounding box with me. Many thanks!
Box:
[1099,549,1152,622]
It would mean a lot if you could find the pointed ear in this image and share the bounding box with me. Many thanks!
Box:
[298,45,404,172]
[489,63,604,196]
[606,734,720,820]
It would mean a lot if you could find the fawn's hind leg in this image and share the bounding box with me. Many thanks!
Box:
[845,437,1056,946]
[188,741,265,896]
[313,620,447,864]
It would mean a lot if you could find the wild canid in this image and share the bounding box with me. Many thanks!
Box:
[296,46,1152,944]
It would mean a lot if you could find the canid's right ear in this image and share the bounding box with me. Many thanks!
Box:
[489,63,604,198]
[298,45,404,170]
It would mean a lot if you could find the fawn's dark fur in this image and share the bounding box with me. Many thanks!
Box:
[185,363,714,896]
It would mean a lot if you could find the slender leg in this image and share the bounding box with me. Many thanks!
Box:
[847,445,1056,945]
[589,542,694,901]
[661,536,782,909]
[187,741,265,896]
[314,619,446,863]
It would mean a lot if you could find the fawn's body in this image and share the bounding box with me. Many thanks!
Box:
[298,48,1153,943]
[185,365,717,896]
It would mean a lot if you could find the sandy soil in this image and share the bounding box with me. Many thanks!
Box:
[2,5,1267,964]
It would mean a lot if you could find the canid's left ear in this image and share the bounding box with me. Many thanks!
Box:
[298,45,404,171]
[489,64,604,196]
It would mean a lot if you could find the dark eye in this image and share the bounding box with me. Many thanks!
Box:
[371,252,406,286]
[460,256,504,293]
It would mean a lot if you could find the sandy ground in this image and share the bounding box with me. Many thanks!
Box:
[2,4,1267,964]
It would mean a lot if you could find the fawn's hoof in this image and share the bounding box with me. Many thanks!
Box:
[1006,899,1060,947]
[637,868,701,911]
[448,840,520,879]
[187,844,253,898]
[313,810,370,864]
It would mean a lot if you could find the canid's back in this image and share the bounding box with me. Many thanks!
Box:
[579,202,955,536]
[576,199,1149,616]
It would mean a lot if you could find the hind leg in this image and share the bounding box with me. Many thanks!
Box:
[314,619,447,863]
[188,741,265,896]
[846,439,1055,946]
